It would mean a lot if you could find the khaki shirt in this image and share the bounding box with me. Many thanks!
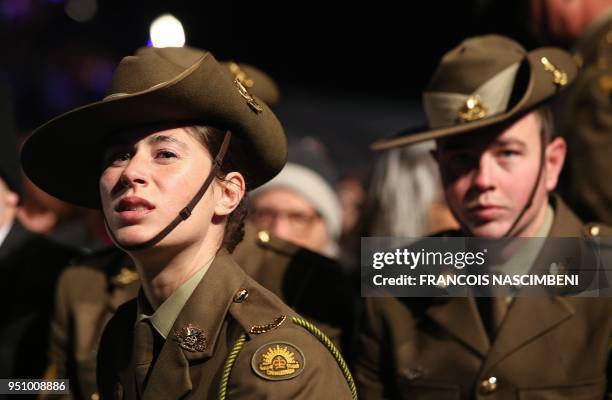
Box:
[137,257,213,339]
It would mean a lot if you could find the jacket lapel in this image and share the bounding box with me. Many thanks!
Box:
[481,195,581,371]
[111,300,138,400]
[142,250,246,399]
[426,297,490,357]
[141,338,192,400]
[482,296,574,371]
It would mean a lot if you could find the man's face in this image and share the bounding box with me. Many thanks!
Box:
[529,0,609,44]
[435,112,566,238]
[250,187,331,253]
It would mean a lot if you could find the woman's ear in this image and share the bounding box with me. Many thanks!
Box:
[214,172,246,216]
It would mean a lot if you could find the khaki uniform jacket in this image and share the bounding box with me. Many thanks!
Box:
[45,224,354,399]
[355,196,612,399]
[46,248,138,400]
[560,14,612,224]
[97,249,354,400]
[234,223,355,351]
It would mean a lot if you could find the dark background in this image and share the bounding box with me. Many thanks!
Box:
[1,1,539,175]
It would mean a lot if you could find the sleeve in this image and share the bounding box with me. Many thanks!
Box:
[560,65,612,224]
[354,298,387,400]
[38,270,73,400]
[226,328,355,400]
[96,304,134,400]
[607,335,611,399]
[96,314,118,400]
[47,270,72,380]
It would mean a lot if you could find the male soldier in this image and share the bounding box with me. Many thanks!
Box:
[44,54,353,400]
[530,0,612,224]
[357,35,612,399]
[0,85,78,381]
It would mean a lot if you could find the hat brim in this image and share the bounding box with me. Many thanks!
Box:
[371,47,577,151]
[22,53,287,209]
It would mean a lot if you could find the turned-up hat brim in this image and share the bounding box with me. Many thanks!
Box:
[22,47,287,209]
[372,36,578,151]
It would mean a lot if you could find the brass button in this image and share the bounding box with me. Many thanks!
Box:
[549,261,566,275]
[233,289,249,303]
[479,376,498,394]
[435,271,454,289]
[589,225,600,237]
[91,393,100,400]
[258,230,270,243]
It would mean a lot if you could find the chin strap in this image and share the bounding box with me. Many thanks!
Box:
[105,131,232,252]
[502,130,546,237]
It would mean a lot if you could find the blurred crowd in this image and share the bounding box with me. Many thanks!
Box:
[1,0,612,399]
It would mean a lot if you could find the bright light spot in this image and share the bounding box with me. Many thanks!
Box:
[149,14,185,48]
[65,0,97,22]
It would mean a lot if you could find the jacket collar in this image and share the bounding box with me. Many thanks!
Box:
[141,249,248,399]
[427,195,582,364]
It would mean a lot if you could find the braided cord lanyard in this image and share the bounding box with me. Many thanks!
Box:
[291,317,358,400]
[218,332,247,400]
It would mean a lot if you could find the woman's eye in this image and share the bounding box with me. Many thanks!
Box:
[156,150,177,159]
[106,151,131,165]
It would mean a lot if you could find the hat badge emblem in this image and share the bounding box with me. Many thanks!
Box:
[540,57,568,87]
[457,95,488,123]
[228,62,255,88]
[256,343,302,378]
[234,78,263,114]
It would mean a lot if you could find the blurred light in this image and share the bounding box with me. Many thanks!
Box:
[1,0,31,19]
[65,0,97,22]
[149,14,186,48]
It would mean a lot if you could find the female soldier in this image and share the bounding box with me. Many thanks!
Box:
[22,46,355,399]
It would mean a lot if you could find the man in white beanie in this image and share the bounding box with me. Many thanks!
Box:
[250,137,342,258]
